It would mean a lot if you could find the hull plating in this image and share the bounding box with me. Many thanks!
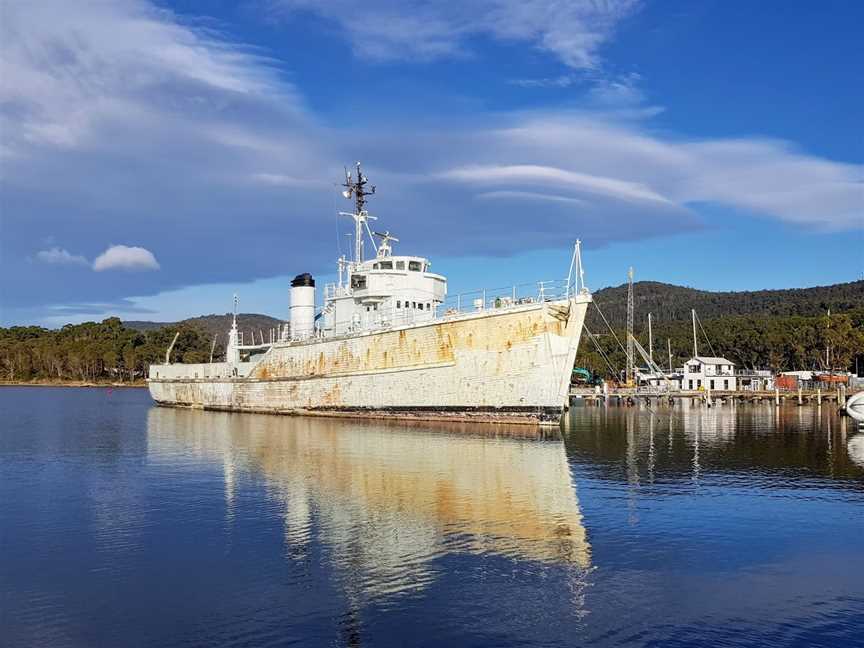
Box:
[148,297,589,425]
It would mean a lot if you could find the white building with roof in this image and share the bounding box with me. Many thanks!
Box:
[683,356,737,391]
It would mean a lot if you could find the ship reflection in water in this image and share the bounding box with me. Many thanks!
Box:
[146,408,591,603]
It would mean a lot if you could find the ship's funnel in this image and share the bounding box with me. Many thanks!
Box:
[290,273,315,340]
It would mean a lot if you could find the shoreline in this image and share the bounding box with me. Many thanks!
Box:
[0,381,146,389]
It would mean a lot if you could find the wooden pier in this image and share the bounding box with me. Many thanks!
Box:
[570,387,858,407]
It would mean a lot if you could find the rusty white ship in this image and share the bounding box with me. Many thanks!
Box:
[148,163,592,425]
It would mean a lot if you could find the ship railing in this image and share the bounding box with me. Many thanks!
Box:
[323,282,351,301]
[439,278,573,318]
[318,278,578,337]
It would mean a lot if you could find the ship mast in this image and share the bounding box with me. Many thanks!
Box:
[340,162,376,266]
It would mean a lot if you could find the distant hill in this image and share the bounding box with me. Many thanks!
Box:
[587,280,864,329]
[125,313,283,341]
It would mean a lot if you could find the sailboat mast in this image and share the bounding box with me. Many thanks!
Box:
[648,313,653,364]
[667,338,673,373]
[691,308,698,358]
[626,267,634,385]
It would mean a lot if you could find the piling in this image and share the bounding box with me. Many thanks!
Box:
[774,388,780,406]
[797,386,803,406]
[839,385,846,408]
[817,388,822,406]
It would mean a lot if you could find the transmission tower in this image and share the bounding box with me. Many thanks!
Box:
[626,267,634,386]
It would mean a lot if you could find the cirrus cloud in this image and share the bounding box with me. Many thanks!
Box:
[268,0,640,69]
[440,163,673,204]
[35,247,89,266]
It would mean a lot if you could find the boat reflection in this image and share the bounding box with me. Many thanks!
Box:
[566,401,862,482]
[849,432,864,469]
[147,408,590,600]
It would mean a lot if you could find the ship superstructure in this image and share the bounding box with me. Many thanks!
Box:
[148,164,592,425]
[317,164,446,338]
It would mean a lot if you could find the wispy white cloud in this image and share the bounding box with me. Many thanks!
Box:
[269,0,640,69]
[448,114,863,230]
[0,0,298,155]
[476,190,588,206]
[441,163,671,204]
[92,245,160,272]
[35,247,89,266]
[509,74,579,89]
[586,72,645,106]
[249,172,327,187]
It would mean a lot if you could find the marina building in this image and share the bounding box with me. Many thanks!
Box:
[735,369,775,391]
[682,356,737,391]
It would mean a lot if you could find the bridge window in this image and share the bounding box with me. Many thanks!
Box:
[397,301,401,308]
[418,303,424,310]
[396,261,405,270]
[379,261,393,270]
[409,261,421,271]
[351,274,366,289]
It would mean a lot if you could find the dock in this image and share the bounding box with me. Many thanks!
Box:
[570,387,858,407]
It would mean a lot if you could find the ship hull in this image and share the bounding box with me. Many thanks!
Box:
[148,296,589,425]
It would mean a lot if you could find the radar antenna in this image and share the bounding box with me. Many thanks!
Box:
[373,230,399,257]
[339,162,377,265]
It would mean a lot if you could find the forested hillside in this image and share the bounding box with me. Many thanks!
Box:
[125,313,283,340]
[573,279,864,378]
[587,280,864,326]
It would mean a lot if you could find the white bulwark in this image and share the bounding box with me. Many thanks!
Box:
[147,163,592,425]
[682,356,737,391]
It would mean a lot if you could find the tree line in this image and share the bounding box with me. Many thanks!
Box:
[0,318,221,384]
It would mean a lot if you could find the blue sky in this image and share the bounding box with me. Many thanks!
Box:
[1,0,862,326]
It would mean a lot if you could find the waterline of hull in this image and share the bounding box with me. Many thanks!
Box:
[152,401,565,425]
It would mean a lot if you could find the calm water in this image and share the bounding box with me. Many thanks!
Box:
[2,388,863,647]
